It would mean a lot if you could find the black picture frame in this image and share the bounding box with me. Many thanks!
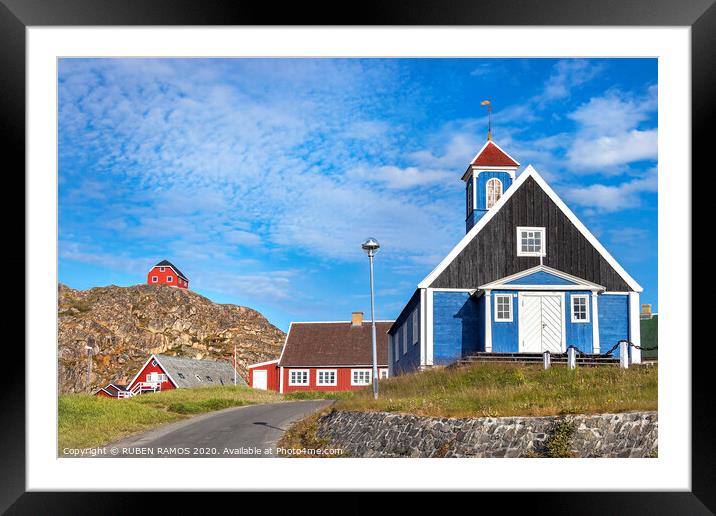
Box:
[2,0,709,513]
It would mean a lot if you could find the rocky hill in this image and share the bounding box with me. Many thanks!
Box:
[58,284,285,394]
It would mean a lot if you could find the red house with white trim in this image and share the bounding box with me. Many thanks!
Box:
[147,260,189,289]
[247,312,392,393]
[95,354,243,398]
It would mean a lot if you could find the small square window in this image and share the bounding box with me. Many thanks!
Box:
[517,227,546,257]
[571,295,590,323]
[494,295,513,322]
[167,276,173,282]
[159,267,165,272]
[151,276,158,283]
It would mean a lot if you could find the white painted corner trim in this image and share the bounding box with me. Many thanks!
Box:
[246,358,280,368]
[419,165,643,293]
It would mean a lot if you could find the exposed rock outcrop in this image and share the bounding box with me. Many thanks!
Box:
[58,284,284,393]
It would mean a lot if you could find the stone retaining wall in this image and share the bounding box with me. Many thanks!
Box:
[315,410,657,458]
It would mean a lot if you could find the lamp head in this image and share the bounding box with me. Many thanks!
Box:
[361,237,380,255]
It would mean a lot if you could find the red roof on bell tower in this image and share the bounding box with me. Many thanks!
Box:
[470,140,520,168]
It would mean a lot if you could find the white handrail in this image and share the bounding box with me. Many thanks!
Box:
[116,381,162,398]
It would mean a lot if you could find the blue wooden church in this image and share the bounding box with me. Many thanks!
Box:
[387,138,644,375]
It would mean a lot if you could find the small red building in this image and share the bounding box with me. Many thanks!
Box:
[247,312,392,393]
[147,260,189,289]
[95,354,244,398]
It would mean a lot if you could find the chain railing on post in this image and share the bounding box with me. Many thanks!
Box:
[619,340,629,369]
[567,346,576,370]
[543,350,551,370]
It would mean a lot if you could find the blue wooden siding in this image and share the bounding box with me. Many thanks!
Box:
[475,171,513,211]
[505,270,578,286]
[565,291,594,352]
[490,291,519,352]
[391,294,422,375]
[466,171,514,231]
[432,292,482,365]
[598,294,629,357]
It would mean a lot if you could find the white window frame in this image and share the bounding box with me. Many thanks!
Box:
[288,369,310,386]
[402,324,408,354]
[379,368,389,379]
[466,180,473,216]
[316,369,337,386]
[486,178,503,209]
[151,276,158,283]
[167,275,173,282]
[516,226,546,257]
[412,309,419,344]
[494,294,513,322]
[159,267,165,272]
[571,294,590,323]
[351,368,372,386]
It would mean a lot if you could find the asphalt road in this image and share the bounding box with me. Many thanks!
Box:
[105,400,333,458]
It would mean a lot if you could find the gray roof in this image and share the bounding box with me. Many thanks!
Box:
[155,354,246,388]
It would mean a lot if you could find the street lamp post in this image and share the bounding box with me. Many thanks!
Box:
[361,237,380,400]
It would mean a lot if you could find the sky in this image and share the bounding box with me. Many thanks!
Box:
[58,58,658,331]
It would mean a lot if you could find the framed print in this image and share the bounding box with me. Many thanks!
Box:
[2,0,711,513]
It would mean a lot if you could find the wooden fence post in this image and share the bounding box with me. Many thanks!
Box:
[620,340,629,369]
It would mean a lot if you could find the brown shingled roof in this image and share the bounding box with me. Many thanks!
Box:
[278,321,392,367]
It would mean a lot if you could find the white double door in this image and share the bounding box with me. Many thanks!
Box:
[519,293,566,353]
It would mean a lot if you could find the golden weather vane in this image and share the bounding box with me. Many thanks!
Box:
[481,99,492,141]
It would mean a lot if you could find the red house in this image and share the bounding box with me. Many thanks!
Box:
[95,354,243,398]
[147,260,189,289]
[247,312,392,393]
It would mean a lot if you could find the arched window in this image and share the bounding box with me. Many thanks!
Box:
[486,178,503,208]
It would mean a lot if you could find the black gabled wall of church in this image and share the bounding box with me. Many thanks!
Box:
[430,176,632,291]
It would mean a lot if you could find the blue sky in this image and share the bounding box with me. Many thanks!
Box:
[58,58,658,331]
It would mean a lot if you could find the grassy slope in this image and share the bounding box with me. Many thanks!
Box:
[333,363,658,418]
[60,363,658,451]
[59,385,283,450]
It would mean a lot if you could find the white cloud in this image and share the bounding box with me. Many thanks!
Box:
[567,129,657,170]
[564,87,657,172]
[562,168,657,213]
[537,59,604,103]
[349,165,454,190]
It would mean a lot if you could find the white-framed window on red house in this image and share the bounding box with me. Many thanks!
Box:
[316,369,337,386]
[151,276,158,283]
[288,369,309,386]
[351,369,371,386]
[167,276,173,282]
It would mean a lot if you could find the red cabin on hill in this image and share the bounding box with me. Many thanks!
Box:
[147,260,189,289]
[247,312,392,393]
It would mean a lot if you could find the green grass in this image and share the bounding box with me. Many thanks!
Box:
[333,363,658,418]
[275,408,346,458]
[283,390,355,401]
[58,385,283,451]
